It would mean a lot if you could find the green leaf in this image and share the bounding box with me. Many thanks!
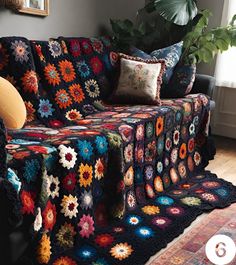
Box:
[144,0,198,26]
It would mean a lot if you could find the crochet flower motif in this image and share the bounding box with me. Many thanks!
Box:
[94,234,114,248]
[55,89,72,109]
[95,158,105,180]
[44,63,61,86]
[58,145,77,169]
[76,60,90,78]
[38,99,55,118]
[181,196,202,206]
[53,256,77,265]
[65,109,82,121]
[85,79,100,98]
[42,200,57,231]
[77,140,94,160]
[60,194,78,219]
[78,163,93,188]
[69,83,85,103]
[11,40,29,63]
[21,70,38,94]
[78,214,95,238]
[59,60,76,82]
[34,207,42,232]
[110,242,133,261]
[48,40,62,58]
[45,173,60,199]
[142,205,160,215]
[95,136,108,155]
[56,222,76,249]
[80,190,93,210]
[25,101,36,122]
[37,234,51,264]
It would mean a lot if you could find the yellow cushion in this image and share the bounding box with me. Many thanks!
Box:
[0,77,26,129]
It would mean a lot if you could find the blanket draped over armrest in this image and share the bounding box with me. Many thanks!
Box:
[0,36,235,265]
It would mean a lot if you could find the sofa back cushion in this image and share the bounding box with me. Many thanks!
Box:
[0,37,39,124]
[59,36,119,102]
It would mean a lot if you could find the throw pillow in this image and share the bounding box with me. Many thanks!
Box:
[0,77,26,129]
[165,63,197,98]
[111,54,165,105]
[150,41,183,84]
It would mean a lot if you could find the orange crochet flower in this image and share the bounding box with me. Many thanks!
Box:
[24,101,36,122]
[69,84,85,103]
[156,116,164,136]
[142,205,160,215]
[44,63,61,86]
[21,70,38,94]
[55,89,72,109]
[179,143,187,159]
[78,163,93,188]
[52,256,77,265]
[37,234,51,264]
[154,176,164,192]
[59,60,76,82]
[42,201,57,231]
[110,242,133,261]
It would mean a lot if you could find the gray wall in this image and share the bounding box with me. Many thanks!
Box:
[197,0,224,75]
[0,0,144,39]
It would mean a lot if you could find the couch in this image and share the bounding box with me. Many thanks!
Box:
[0,36,235,265]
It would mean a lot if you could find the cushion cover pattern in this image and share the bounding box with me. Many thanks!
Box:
[150,41,183,84]
[111,53,165,104]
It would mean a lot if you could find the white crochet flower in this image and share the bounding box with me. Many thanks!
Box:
[58,145,77,169]
[34,207,42,232]
[46,174,60,199]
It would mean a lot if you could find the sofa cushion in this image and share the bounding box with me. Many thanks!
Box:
[59,36,119,102]
[110,54,165,105]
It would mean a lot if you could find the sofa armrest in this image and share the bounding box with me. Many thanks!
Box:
[191,74,216,99]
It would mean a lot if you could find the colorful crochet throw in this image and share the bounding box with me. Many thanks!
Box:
[0,36,235,265]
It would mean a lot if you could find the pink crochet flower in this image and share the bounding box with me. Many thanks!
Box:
[78,214,95,238]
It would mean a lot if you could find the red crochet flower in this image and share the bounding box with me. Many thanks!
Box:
[90,56,103,74]
[62,173,77,192]
[42,200,57,231]
[21,191,35,215]
[94,233,114,247]
[69,39,81,57]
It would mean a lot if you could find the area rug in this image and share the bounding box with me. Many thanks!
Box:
[18,171,236,265]
[149,200,236,265]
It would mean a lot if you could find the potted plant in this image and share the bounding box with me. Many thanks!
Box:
[110,0,200,52]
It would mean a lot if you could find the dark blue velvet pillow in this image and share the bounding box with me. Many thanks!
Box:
[129,43,197,98]
[150,42,183,84]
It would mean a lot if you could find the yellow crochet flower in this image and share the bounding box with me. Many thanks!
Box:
[78,163,93,188]
[37,233,51,264]
[142,205,160,215]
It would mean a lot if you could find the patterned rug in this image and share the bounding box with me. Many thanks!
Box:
[149,201,236,265]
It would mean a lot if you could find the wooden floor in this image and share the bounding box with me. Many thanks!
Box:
[206,135,236,185]
[147,135,236,265]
